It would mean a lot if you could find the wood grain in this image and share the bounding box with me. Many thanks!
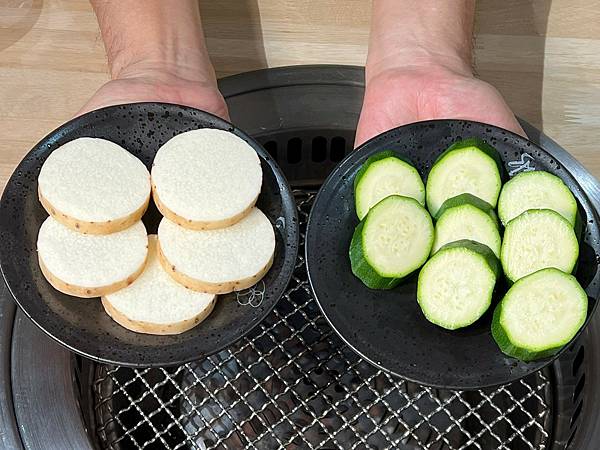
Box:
[2,0,600,192]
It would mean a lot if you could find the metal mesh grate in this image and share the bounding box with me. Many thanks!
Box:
[92,190,552,450]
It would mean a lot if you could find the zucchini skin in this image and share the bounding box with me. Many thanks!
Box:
[435,193,499,226]
[417,239,499,330]
[435,137,504,178]
[437,239,501,279]
[354,151,424,220]
[349,221,402,290]
[491,301,563,362]
[426,138,503,216]
[353,151,416,192]
[501,209,578,284]
[491,268,587,362]
[497,170,578,226]
[350,195,432,289]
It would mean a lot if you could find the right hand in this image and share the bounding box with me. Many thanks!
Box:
[355,61,525,147]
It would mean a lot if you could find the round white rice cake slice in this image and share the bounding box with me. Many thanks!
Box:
[38,137,151,234]
[151,129,262,230]
[102,236,216,335]
[157,207,275,294]
[37,218,148,298]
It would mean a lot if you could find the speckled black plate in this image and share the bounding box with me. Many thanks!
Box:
[0,103,298,367]
[306,119,600,390]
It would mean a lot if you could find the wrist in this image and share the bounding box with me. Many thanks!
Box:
[367,0,475,83]
[366,46,473,85]
[92,0,216,85]
[111,47,216,86]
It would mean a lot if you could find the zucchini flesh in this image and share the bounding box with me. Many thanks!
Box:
[354,152,425,220]
[432,195,501,257]
[501,209,578,283]
[436,239,501,278]
[426,139,502,217]
[492,268,587,361]
[350,195,433,289]
[417,240,499,330]
[434,193,498,225]
[350,222,400,290]
[449,137,504,173]
[498,170,578,226]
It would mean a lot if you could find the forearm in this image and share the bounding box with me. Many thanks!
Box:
[367,0,475,80]
[91,0,216,84]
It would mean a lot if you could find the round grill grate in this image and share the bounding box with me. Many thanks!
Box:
[90,190,552,450]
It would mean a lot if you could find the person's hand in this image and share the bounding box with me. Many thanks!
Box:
[356,62,525,147]
[356,0,525,147]
[78,64,229,119]
[84,0,227,119]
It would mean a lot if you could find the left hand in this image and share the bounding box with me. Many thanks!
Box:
[78,65,229,120]
[355,63,525,147]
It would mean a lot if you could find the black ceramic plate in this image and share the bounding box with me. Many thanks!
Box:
[0,103,298,367]
[306,120,600,390]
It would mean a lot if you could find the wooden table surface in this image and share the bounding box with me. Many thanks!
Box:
[2,0,600,191]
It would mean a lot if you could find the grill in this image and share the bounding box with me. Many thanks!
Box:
[83,190,556,450]
[2,66,597,450]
